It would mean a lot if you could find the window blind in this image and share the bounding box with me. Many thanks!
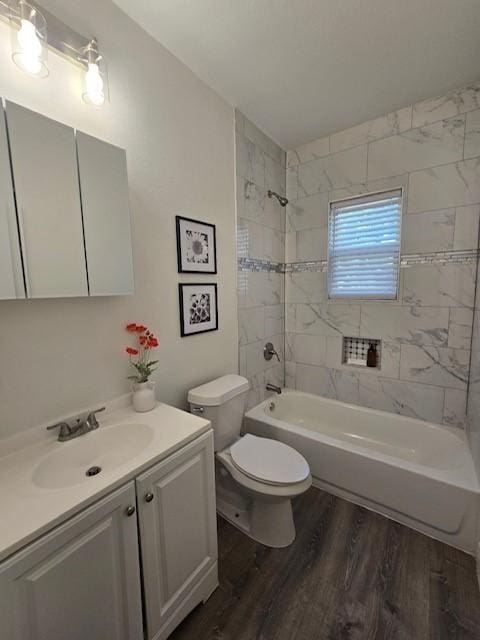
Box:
[328,188,402,299]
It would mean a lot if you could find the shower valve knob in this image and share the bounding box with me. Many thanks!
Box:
[264,342,280,362]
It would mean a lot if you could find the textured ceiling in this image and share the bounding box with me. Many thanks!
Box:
[113,0,480,149]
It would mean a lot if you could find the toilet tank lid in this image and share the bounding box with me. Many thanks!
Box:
[188,375,249,406]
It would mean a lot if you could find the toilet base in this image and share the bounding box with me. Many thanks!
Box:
[250,498,296,547]
[216,493,251,536]
[216,497,296,548]
[215,463,299,548]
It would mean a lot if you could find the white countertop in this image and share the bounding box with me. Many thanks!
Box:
[0,398,211,563]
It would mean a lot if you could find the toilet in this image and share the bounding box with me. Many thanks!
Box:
[188,374,312,548]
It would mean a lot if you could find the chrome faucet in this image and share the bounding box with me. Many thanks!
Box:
[266,383,282,395]
[47,407,105,442]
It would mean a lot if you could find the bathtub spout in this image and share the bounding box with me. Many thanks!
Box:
[266,383,282,394]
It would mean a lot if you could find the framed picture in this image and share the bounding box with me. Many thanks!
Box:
[176,216,217,273]
[179,283,218,337]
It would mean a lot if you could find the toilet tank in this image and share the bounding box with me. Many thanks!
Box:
[188,375,249,451]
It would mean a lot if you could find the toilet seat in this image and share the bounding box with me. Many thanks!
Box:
[229,434,310,486]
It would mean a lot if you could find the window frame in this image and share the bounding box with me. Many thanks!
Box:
[327,187,404,302]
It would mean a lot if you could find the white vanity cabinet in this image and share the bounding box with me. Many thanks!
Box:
[0,483,143,640]
[0,430,218,640]
[5,101,89,298]
[136,431,218,640]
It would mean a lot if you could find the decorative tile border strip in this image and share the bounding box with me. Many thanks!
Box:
[285,260,326,273]
[399,250,478,267]
[239,250,479,274]
[237,257,284,273]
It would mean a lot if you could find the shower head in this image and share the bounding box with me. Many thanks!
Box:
[267,190,289,207]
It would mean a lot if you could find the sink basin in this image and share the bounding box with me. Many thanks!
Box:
[32,423,154,490]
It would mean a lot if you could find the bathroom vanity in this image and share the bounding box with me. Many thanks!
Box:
[0,401,217,640]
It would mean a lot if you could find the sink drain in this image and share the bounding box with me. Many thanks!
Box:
[86,466,102,477]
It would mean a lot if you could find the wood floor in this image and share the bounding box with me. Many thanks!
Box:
[170,487,480,640]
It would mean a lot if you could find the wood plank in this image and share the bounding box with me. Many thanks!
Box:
[170,488,480,640]
[429,536,480,640]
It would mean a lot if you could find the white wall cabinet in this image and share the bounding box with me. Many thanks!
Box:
[76,132,134,296]
[136,431,218,640]
[6,101,89,298]
[0,103,24,299]
[0,100,134,300]
[0,432,218,640]
[0,483,144,640]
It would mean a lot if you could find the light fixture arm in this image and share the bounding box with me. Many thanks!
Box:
[78,37,102,67]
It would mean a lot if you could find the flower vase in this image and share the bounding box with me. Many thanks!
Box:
[132,380,156,412]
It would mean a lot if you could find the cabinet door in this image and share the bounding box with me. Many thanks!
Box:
[76,131,134,296]
[0,103,24,299]
[5,101,88,298]
[0,483,143,640]
[136,431,218,640]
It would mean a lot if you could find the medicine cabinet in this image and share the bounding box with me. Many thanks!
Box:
[0,99,134,299]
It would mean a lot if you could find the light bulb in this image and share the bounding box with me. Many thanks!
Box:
[84,62,105,106]
[16,18,42,75]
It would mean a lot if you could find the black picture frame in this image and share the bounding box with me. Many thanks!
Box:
[176,215,217,274]
[179,282,219,337]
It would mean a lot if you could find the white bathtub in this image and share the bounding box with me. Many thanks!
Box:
[244,390,480,554]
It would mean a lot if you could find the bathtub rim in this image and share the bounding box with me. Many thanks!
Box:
[244,390,480,494]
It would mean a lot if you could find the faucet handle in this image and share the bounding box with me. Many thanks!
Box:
[264,342,280,362]
[86,407,105,429]
[47,421,72,440]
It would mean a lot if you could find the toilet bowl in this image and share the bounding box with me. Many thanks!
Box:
[217,434,311,547]
[188,375,312,548]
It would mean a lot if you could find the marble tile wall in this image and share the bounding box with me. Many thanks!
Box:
[236,110,286,409]
[285,81,480,428]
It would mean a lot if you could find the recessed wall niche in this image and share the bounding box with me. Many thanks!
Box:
[342,337,381,369]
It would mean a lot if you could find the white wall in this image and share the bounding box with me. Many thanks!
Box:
[0,0,237,438]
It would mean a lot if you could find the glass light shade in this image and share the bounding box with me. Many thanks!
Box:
[9,1,48,78]
[83,62,106,106]
[81,41,109,108]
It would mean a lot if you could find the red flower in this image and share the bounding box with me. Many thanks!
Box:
[139,335,147,345]
[148,337,159,348]
[126,347,138,355]
[136,325,147,333]
[126,323,137,332]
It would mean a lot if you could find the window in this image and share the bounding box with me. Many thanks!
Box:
[327,188,402,300]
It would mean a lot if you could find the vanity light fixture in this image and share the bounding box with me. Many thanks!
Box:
[1,0,109,107]
[79,38,108,107]
[9,0,48,78]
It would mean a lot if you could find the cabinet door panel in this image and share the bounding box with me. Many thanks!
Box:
[136,431,218,639]
[0,483,143,640]
[0,103,24,298]
[6,101,88,298]
[77,131,134,296]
